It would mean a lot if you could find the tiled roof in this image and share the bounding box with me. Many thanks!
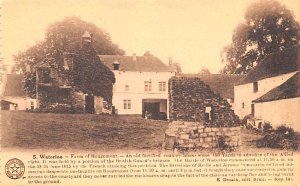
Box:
[3,74,26,97]
[237,45,300,85]
[99,55,171,72]
[253,72,300,103]
[181,74,246,99]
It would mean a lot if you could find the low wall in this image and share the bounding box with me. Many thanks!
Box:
[165,121,242,150]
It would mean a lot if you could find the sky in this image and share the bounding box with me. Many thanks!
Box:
[1,0,300,73]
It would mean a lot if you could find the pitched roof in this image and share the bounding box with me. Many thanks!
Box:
[253,72,300,103]
[98,55,171,72]
[181,74,246,99]
[237,45,300,85]
[3,74,26,97]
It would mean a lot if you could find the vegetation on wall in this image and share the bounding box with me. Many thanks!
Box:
[17,17,121,103]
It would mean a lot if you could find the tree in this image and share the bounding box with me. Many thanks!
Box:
[0,59,7,84]
[71,40,115,103]
[198,67,211,75]
[19,17,121,103]
[14,16,125,72]
[221,0,300,74]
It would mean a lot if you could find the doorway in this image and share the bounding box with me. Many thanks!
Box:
[85,95,94,114]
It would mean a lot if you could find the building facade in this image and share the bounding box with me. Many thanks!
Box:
[0,74,37,110]
[234,71,297,118]
[234,45,300,131]
[99,54,175,118]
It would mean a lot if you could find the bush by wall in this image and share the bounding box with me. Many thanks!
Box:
[256,125,299,150]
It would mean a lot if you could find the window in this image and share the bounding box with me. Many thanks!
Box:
[205,106,212,121]
[242,102,245,108]
[123,100,131,109]
[63,56,73,70]
[251,104,255,115]
[125,85,129,91]
[144,81,152,91]
[39,69,51,84]
[159,82,166,91]
[253,81,258,92]
[30,101,34,110]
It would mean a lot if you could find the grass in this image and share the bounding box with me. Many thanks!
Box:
[0,111,168,151]
[1,111,298,153]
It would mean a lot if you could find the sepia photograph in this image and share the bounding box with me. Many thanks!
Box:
[0,0,299,185]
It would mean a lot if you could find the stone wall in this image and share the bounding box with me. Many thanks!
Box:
[70,89,85,113]
[169,76,240,127]
[165,77,242,151]
[165,121,242,150]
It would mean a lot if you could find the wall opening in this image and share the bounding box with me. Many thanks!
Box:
[205,106,212,121]
[251,103,255,116]
[85,95,95,114]
[253,81,258,93]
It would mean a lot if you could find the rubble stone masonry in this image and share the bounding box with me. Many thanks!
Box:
[165,121,241,150]
[165,77,242,150]
[169,76,240,127]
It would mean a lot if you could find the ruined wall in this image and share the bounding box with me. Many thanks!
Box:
[169,77,240,127]
[165,77,242,150]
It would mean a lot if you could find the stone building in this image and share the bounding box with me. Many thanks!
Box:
[35,31,113,114]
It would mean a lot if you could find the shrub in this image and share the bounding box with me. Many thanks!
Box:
[32,103,80,113]
[262,122,272,132]
[256,125,299,150]
[242,114,252,125]
[217,136,229,150]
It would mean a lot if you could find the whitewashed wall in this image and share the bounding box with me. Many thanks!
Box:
[112,71,175,116]
[255,97,300,132]
[234,71,297,119]
[3,96,36,110]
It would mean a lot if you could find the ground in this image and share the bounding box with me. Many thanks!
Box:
[0,111,299,153]
[0,111,168,152]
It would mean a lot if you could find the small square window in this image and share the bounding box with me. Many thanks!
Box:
[125,85,129,91]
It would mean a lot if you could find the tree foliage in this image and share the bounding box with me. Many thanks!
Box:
[198,67,211,75]
[0,59,7,84]
[71,42,115,102]
[14,16,125,72]
[19,17,120,103]
[221,0,300,74]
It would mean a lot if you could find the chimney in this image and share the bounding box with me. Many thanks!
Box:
[82,30,92,44]
[63,52,74,70]
[169,57,173,67]
[132,53,137,61]
[113,60,120,70]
